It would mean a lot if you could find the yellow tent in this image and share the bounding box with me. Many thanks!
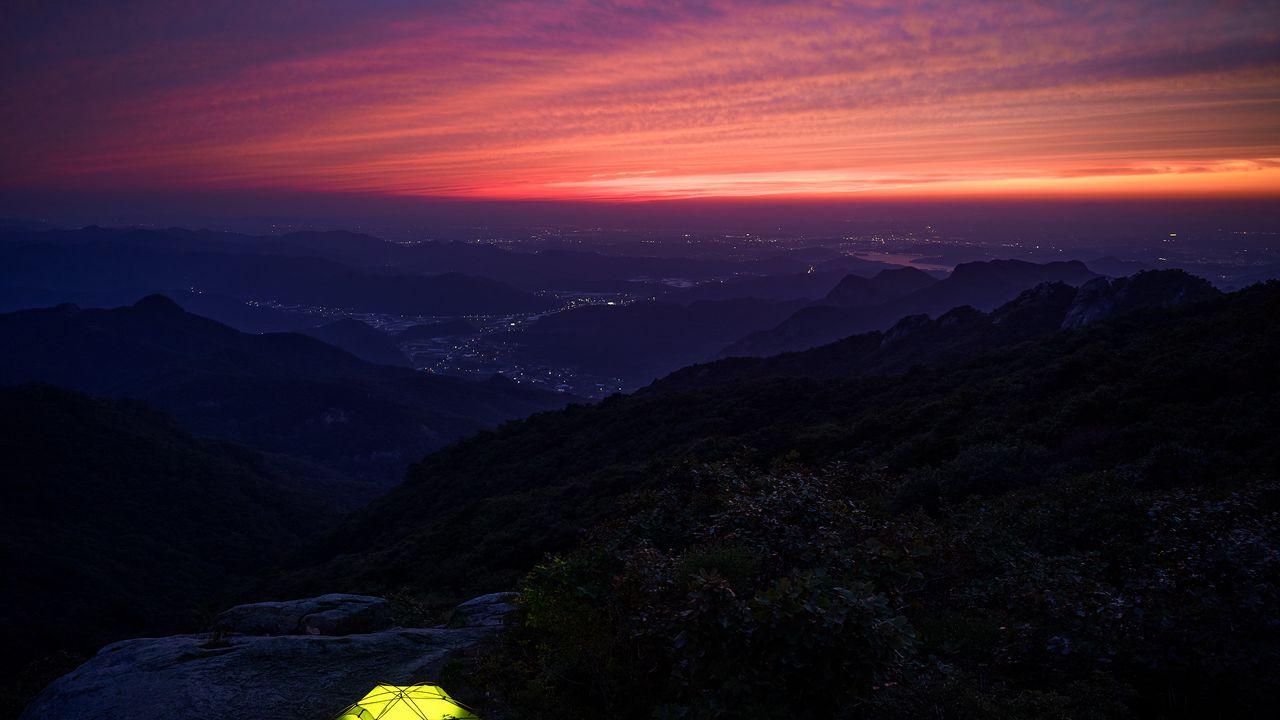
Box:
[335,684,479,720]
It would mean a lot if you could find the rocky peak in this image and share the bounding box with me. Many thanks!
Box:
[450,592,519,628]
[1061,277,1116,330]
[1061,270,1220,330]
[935,305,985,328]
[991,282,1079,329]
[1111,269,1220,312]
[949,259,1096,289]
[881,314,932,347]
[131,293,184,315]
[824,266,937,307]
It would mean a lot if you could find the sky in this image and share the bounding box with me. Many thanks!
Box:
[2,0,1278,205]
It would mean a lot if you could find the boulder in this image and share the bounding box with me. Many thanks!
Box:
[21,593,518,720]
[211,593,392,636]
[451,592,519,628]
[20,628,486,720]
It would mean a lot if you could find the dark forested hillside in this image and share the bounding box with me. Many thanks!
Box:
[298,318,410,367]
[267,281,1280,718]
[0,384,350,716]
[515,297,809,388]
[0,297,570,491]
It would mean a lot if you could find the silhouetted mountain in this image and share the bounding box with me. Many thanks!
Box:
[1060,270,1222,328]
[269,230,400,261]
[263,281,1278,718]
[1222,261,1280,290]
[822,266,939,307]
[0,230,551,316]
[0,297,571,488]
[514,298,809,388]
[386,240,894,292]
[299,319,408,367]
[1087,255,1155,277]
[674,271,848,303]
[0,226,902,299]
[725,259,1098,356]
[649,271,1220,393]
[0,383,353,714]
[0,285,316,333]
[169,292,319,332]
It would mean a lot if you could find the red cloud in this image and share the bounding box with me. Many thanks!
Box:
[3,1,1278,199]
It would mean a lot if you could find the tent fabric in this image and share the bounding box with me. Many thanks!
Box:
[335,684,479,720]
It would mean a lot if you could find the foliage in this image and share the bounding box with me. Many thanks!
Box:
[485,457,1280,717]
[497,466,923,719]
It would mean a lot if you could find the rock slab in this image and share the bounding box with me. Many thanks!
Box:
[211,593,392,636]
[21,593,515,720]
[451,592,519,628]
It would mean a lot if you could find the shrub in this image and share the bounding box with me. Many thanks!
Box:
[504,466,922,719]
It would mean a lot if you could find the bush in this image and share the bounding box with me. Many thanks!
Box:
[504,466,922,719]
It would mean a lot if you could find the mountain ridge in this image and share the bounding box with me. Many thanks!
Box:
[650,270,1219,393]
[0,296,571,490]
[724,258,1100,357]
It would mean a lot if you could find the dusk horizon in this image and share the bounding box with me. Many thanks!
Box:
[4,1,1278,208]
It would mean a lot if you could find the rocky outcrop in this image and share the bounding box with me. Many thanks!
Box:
[1060,277,1116,329]
[20,593,516,720]
[212,593,392,636]
[450,592,518,628]
[1061,270,1219,330]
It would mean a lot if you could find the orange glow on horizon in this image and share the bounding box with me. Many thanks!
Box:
[2,2,1277,202]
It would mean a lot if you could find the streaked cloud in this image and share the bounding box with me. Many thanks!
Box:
[2,0,1277,199]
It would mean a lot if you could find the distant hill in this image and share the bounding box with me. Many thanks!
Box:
[0,296,571,489]
[0,229,551,316]
[0,384,352,716]
[725,259,1098,356]
[515,297,809,389]
[649,270,1220,393]
[299,319,409,367]
[822,265,938,306]
[674,270,849,303]
[0,226,888,297]
[1087,255,1155,277]
[0,285,318,334]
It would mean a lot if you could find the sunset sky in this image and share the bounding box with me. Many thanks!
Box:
[3,0,1278,202]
